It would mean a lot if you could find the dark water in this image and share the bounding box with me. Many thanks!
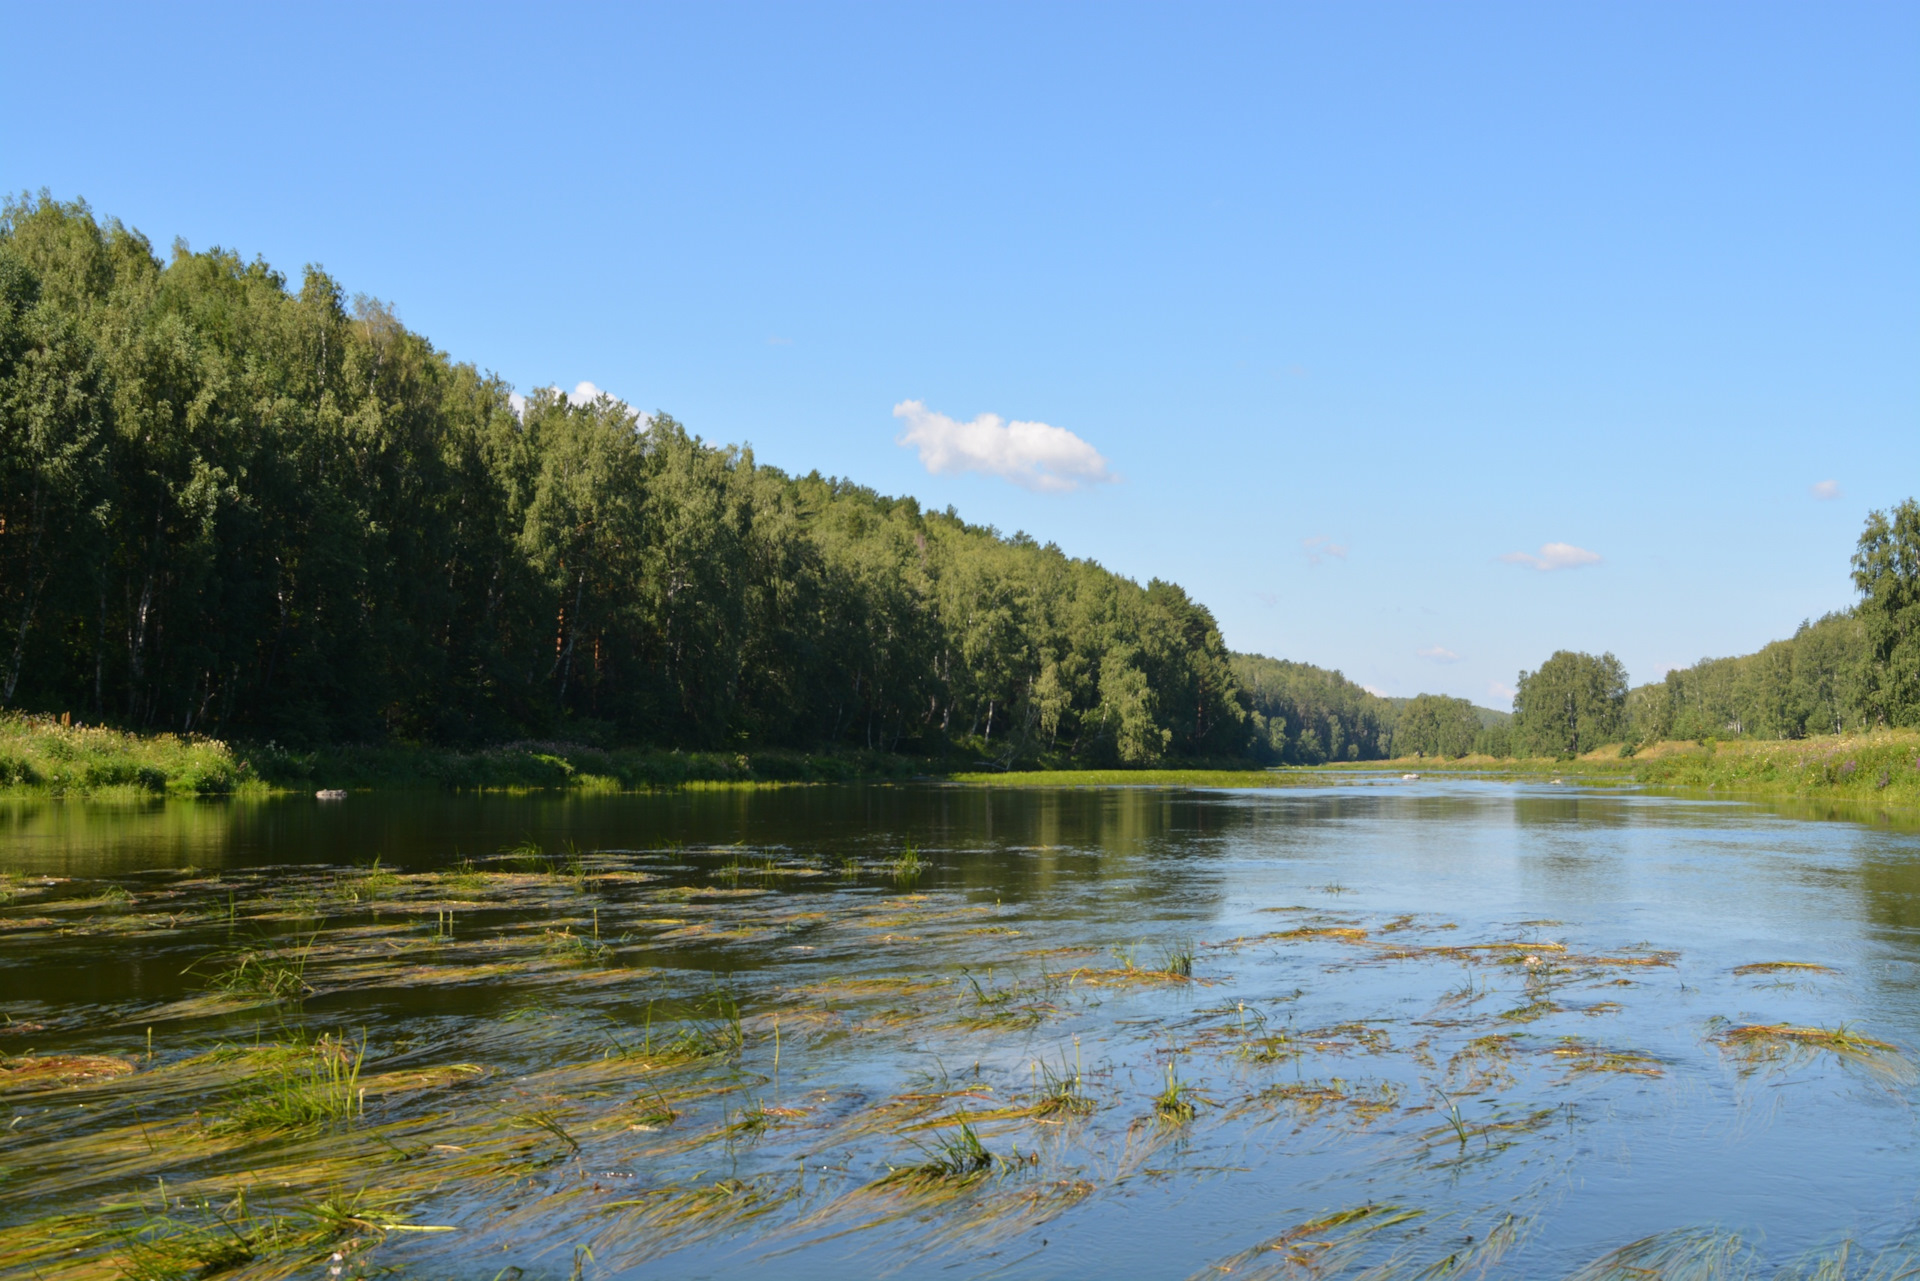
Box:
[1,779,1917,1278]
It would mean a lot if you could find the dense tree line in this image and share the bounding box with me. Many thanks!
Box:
[0,195,1261,763]
[1498,501,1920,756]
[1229,654,1403,763]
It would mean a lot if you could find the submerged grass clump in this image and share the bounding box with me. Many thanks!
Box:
[881,1121,995,1188]
[1152,1060,1198,1125]
[190,935,317,1004]
[1710,1020,1914,1084]
[217,1031,367,1133]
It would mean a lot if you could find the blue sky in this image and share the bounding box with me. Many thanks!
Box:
[6,2,1915,708]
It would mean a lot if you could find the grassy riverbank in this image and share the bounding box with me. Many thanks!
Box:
[7,714,1919,807]
[0,716,922,797]
[1369,731,1920,807]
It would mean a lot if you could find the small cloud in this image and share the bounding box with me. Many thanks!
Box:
[1362,684,1389,698]
[893,400,1115,493]
[1418,646,1462,664]
[1254,591,1281,607]
[768,336,793,346]
[1488,680,1516,704]
[1302,536,1350,566]
[1811,479,1842,501]
[508,382,638,420]
[1500,542,1602,572]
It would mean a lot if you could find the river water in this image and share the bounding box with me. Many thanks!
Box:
[0,777,1915,1278]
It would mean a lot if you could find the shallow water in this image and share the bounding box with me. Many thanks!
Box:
[1,778,1916,1278]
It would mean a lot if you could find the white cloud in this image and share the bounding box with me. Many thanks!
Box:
[1418,646,1462,663]
[508,381,638,420]
[1488,680,1517,705]
[1500,542,1602,572]
[893,400,1115,493]
[1302,535,1349,566]
[1362,684,1389,698]
[1811,479,1842,501]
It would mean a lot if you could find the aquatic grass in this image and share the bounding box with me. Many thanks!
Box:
[217,1031,367,1134]
[1032,1054,1093,1120]
[1257,1078,1399,1124]
[1158,936,1196,978]
[503,837,557,874]
[1153,1060,1198,1125]
[1709,1020,1915,1084]
[879,1120,995,1189]
[189,933,318,1004]
[1561,1226,1750,1281]
[350,855,401,899]
[0,1052,137,1089]
[438,857,490,890]
[542,925,613,966]
[1732,960,1837,976]
[890,840,924,885]
[1549,1040,1664,1078]
[1195,1203,1426,1280]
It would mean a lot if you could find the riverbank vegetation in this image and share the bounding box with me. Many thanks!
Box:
[0,196,1247,770]
[0,713,921,796]
[6,195,1920,787]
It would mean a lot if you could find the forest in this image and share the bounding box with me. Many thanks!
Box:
[5,194,1914,772]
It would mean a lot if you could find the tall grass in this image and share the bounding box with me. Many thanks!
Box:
[0,714,253,796]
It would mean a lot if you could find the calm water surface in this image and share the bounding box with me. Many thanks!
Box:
[1,778,1916,1278]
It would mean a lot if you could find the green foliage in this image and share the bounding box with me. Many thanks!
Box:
[1391,693,1483,759]
[1232,653,1395,763]
[1853,499,1920,727]
[1626,612,1868,744]
[0,713,246,793]
[1513,651,1627,758]
[0,197,1246,768]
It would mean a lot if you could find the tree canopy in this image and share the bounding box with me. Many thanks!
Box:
[1512,651,1627,758]
[0,194,1268,764]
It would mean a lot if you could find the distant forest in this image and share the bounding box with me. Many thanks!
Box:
[4,196,1912,767]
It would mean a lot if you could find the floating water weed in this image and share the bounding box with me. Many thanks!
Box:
[0,1052,136,1089]
[1549,1040,1663,1078]
[881,1120,994,1187]
[543,925,612,966]
[1159,937,1195,978]
[1732,960,1836,976]
[616,991,746,1065]
[190,933,317,1004]
[350,855,401,900]
[440,857,489,890]
[1710,1020,1914,1084]
[1561,1226,1749,1281]
[1259,1078,1398,1123]
[511,1106,582,1153]
[1198,1203,1425,1279]
[109,1185,396,1281]
[503,838,555,874]
[628,1090,679,1129]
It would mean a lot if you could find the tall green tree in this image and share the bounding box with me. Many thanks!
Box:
[1512,650,1626,757]
[1853,499,1920,727]
[1391,693,1481,758]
